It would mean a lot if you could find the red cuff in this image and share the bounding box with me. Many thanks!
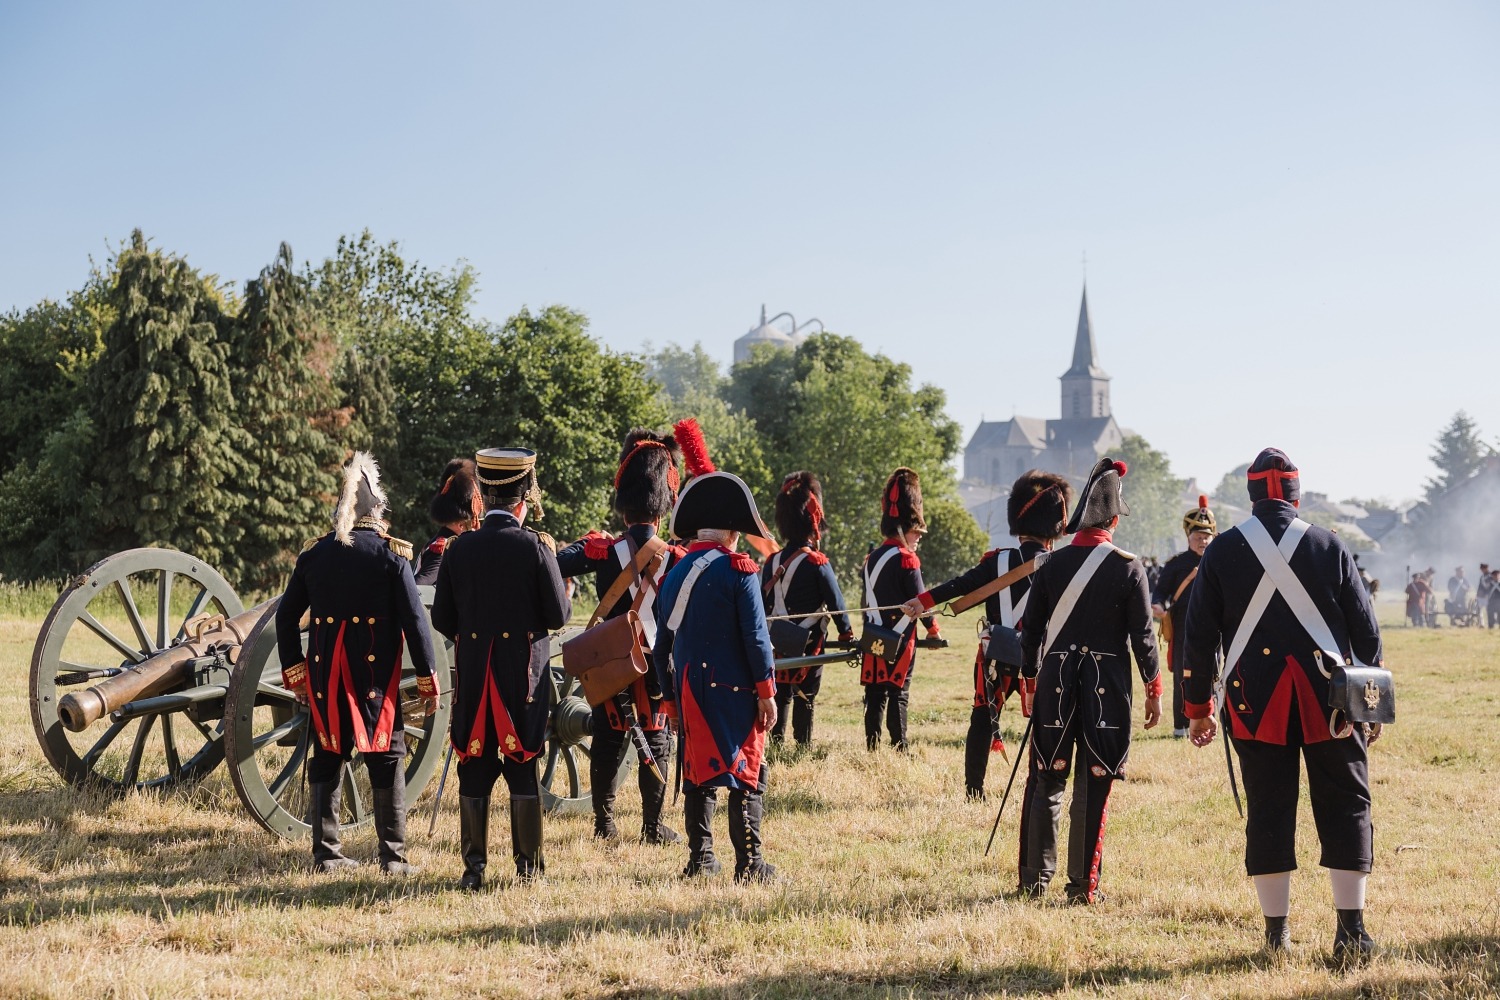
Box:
[755,679,776,699]
[926,624,942,638]
[917,591,936,611]
[416,673,439,697]
[1145,674,1163,699]
[1184,698,1215,720]
[281,661,308,691]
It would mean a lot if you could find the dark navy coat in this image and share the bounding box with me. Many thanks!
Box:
[413,527,459,586]
[1181,500,1382,745]
[652,542,776,790]
[759,545,852,683]
[430,511,570,761]
[1152,549,1201,675]
[858,539,936,687]
[276,527,438,756]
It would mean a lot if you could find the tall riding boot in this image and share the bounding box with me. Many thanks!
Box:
[793,694,815,745]
[964,708,991,799]
[682,786,721,876]
[729,776,776,883]
[458,795,489,890]
[308,782,358,873]
[770,688,792,743]
[863,689,884,751]
[1333,909,1376,966]
[373,775,415,876]
[1017,771,1065,897]
[887,685,909,751]
[640,761,680,845]
[510,795,545,881]
[591,749,620,843]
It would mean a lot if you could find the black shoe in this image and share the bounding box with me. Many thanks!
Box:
[682,855,722,877]
[734,860,779,884]
[1333,909,1376,967]
[965,787,986,802]
[643,824,681,846]
[458,795,490,891]
[1264,915,1291,953]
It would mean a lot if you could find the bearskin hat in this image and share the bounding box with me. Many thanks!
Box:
[429,458,482,529]
[612,428,683,523]
[1183,494,1216,536]
[1247,447,1300,505]
[880,467,926,538]
[775,471,826,545]
[334,451,387,545]
[1007,470,1072,541]
[1065,457,1131,534]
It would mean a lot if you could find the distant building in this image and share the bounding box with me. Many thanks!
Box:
[962,287,1126,485]
[732,305,824,365]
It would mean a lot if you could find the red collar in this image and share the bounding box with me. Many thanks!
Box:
[883,537,910,552]
[687,540,731,554]
[1071,527,1114,547]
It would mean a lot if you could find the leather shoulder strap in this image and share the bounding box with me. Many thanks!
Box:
[951,549,1044,616]
[588,534,668,628]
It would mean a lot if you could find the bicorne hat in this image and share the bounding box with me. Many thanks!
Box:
[1007,470,1072,540]
[670,471,771,540]
[1065,457,1130,534]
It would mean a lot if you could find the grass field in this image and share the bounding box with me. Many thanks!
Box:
[0,589,1496,999]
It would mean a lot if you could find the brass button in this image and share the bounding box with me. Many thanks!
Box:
[502,632,509,639]
[1262,648,1271,655]
[313,617,320,624]
[1081,646,1089,653]
[1097,687,1105,694]
[367,655,376,663]
[711,682,718,687]
[313,655,320,663]
[1056,686,1063,693]
[1238,703,1248,711]
[526,697,534,703]
[471,633,478,639]
[353,616,361,623]
[316,692,323,699]
[1233,680,1241,687]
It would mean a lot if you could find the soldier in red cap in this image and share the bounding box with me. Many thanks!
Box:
[903,471,1072,799]
[1017,457,1161,904]
[762,471,853,747]
[1182,447,1383,962]
[860,468,941,752]
[1151,496,1217,737]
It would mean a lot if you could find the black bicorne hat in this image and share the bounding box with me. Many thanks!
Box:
[429,458,481,528]
[612,428,682,523]
[1007,470,1072,540]
[1065,457,1131,534]
[670,471,771,540]
[775,471,825,544]
[475,448,542,516]
[880,467,925,537]
[1246,447,1300,504]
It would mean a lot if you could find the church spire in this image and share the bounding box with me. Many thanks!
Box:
[1065,285,1107,378]
[1059,284,1111,419]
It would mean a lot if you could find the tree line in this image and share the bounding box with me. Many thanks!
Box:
[0,231,991,595]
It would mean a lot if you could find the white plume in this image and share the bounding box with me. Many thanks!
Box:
[334,451,386,545]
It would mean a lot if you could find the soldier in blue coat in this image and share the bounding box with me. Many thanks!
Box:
[413,458,481,586]
[1183,448,1383,961]
[653,471,780,882]
[431,448,571,888]
[276,452,440,874]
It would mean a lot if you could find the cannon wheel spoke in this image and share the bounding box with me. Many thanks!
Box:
[256,682,298,704]
[561,745,581,799]
[161,713,181,781]
[268,729,309,801]
[80,717,129,772]
[156,570,175,650]
[252,712,308,751]
[121,713,156,788]
[341,763,367,823]
[114,579,156,656]
[78,611,146,665]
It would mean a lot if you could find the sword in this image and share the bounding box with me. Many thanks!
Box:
[1222,711,1244,818]
[673,721,683,805]
[984,713,1033,856]
[427,743,454,837]
[629,722,667,785]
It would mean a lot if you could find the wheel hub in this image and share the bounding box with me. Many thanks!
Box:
[551,694,593,747]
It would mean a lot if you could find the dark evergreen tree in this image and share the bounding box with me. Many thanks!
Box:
[1425,410,1491,501]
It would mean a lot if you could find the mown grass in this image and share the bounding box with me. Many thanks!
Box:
[0,592,1496,998]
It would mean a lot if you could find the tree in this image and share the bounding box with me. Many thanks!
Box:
[646,343,772,507]
[1425,410,1491,501]
[1112,434,1183,558]
[919,495,989,589]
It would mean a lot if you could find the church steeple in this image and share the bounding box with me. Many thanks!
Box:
[1059,285,1111,419]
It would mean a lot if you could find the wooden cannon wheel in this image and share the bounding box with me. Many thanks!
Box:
[222,593,452,842]
[29,548,243,790]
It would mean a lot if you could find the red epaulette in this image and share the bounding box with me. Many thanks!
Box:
[807,550,829,566]
[669,544,688,560]
[581,530,614,560]
[730,552,759,574]
[983,548,1000,561]
[427,536,449,556]
[901,549,921,570]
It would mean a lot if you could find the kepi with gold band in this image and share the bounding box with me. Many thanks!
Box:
[1152,494,1217,735]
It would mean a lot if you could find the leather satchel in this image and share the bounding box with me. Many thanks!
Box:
[769,618,813,659]
[562,611,650,707]
[1329,663,1395,725]
[860,621,907,665]
[985,624,1025,671]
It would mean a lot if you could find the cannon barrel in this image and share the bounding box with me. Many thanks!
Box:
[57,601,274,732]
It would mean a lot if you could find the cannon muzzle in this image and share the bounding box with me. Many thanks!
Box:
[57,601,273,732]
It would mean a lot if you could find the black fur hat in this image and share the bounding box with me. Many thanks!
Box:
[1247,447,1300,504]
[429,458,481,529]
[1007,470,1072,540]
[775,471,826,545]
[612,428,682,523]
[1064,457,1131,533]
[880,467,926,538]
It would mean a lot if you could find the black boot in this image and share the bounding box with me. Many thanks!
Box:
[1333,909,1375,966]
[511,795,544,881]
[373,778,415,876]
[770,690,791,744]
[729,783,777,884]
[458,795,489,891]
[792,694,815,745]
[640,770,680,845]
[1264,915,1291,953]
[591,785,619,843]
[681,787,721,877]
[1017,772,1064,897]
[308,781,359,873]
[964,708,991,800]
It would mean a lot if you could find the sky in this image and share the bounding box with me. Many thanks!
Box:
[2,2,1497,505]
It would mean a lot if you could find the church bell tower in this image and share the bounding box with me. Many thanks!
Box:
[1059,286,1110,419]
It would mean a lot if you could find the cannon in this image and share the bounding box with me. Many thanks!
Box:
[29,547,628,838]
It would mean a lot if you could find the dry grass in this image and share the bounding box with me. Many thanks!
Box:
[0,594,1496,999]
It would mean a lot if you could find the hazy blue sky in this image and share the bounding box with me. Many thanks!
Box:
[3,2,1497,504]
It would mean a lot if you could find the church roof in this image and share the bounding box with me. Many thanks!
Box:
[1062,287,1109,380]
[965,416,1047,451]
[1045,415,1118,453]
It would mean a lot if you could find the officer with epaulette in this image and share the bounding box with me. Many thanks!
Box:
[904,471,1072,799]
[762,471,852,747]
[1018,458,1161,904]
[555,425,688,845]
[414,458,482,586]
[652,470,780,882]
[275,452,440,875]
[1151,496,1216,737]
[430,447,570,889]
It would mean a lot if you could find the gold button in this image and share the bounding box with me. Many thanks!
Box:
[353,616,361,623]
[1097,687,1105,694]
[367,655,376,663]
[1262,648,1271,655]
[711,682,718,687]
[1056,687,1063,693]
[502,632,509,639]
[471,633,478,639]
[313,617,320,624]
[1239,704,1248,711]
[1081,646,1089,653]
[313,655,320,663]
[316,692,323,699]
[1233,680,1241,687]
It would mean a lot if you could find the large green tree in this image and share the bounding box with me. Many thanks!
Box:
[1425,410,1490,501]
[1112,434,1184,558]
[646,343,772,505]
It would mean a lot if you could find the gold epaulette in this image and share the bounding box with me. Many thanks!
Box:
[384,534,414,560]
[1113,547,1138,561]
[529,528,558,554]
[300,535,325,555]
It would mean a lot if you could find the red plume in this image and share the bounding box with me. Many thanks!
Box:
[673,418,715,477]
[1112,460,1128,478]
[1198,494,1209,509]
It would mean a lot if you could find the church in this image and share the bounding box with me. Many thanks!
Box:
[962,287,1125,485]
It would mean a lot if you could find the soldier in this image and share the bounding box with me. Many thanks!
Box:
[762,471,853,747]
[1017,458,1161,904]
[1151,496,1217,737]
[903,471,1072,799]
[860,468,941,752]
[430,448,570,889]
[414,458,482,586]
[555,426,688,844]
[275,452,440,875]
[652,470,780,881]
[1182,448,1383,962]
